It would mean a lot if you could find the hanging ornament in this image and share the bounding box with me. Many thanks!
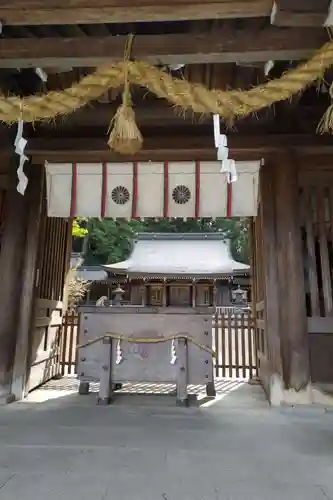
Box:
[170,338,177,365]
[108,35,143,155]
[213,114,238,183]
[213,114,228,158]
[221,159,238,183]
[318,82,333,134]
[14,119,29,195]
[115,339,123,365]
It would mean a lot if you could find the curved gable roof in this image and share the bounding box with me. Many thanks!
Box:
[103,233,249,278]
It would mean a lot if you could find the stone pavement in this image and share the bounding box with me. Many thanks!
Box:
[0,378,332,499]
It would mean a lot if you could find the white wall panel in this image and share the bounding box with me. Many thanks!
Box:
[105,162,133,218]
[199,161,227,218]
[168,161,195,218]
[137,162,164,218]
[45,162,72,217]
[76,163,103,217]
[231,161,260,216]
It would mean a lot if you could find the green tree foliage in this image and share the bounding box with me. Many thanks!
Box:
[84,218,143,265]
[83,217,249,266]
[72,218,88,238]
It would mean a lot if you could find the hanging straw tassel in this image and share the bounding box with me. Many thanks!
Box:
[317,81,333,134]
[108,102,143,154]
[317,28,333,134]
[108,35,143,154]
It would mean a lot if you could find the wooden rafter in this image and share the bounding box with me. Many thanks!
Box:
[0,27,327,68]
[271,0,331,27]
[26,134,333,163]
[1,1,272,25]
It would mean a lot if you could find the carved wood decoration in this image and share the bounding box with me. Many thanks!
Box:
[45,161,261,219]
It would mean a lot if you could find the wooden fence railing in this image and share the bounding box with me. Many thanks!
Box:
[215,306,236,314]
[60,310,79,376]
[212,311,258,379]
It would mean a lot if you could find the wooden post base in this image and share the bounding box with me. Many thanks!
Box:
[112,383,122,391]
[176,338,188,406]
[206,381,216,397]
[98,338,113,405]
[176,397,189,407]
[97,396,113,406]
[0,392,16,405]
[78,381,90,395]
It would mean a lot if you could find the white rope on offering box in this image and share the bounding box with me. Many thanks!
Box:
[77,332,216,367]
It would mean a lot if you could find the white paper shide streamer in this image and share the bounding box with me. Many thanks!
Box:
[14,119,29,195]
[170,338,177,365]
[116,339,123,365]
[213,114,238,184]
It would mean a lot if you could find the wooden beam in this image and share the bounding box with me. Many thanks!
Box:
[1,0,272,25]
[0,27,327,68]
[271,0,330,27]
[325,0,333,25]
[26,134,333,163]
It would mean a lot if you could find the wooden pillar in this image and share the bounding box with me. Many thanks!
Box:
[259,162,283,379]
[249,219,257,318]
[274,152,309,391]
[140,283,147,306]
[144,284,148,306]
[192,281,196,308]
[86,288,91,304]
[11,166,44,400]
[0,171,29,400]
[212,281,217,308]
[163,281,167,307]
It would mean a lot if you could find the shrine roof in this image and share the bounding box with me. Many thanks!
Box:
[102,233,249,279]
[75,266,108,282]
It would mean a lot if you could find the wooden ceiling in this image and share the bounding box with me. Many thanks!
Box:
[0,0,332,157]
[0,0,330,26]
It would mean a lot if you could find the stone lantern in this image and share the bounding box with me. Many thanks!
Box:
[112,285,125,305]
[232,286,247,305]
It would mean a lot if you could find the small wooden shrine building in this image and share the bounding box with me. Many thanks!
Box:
[81,233,250,306]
